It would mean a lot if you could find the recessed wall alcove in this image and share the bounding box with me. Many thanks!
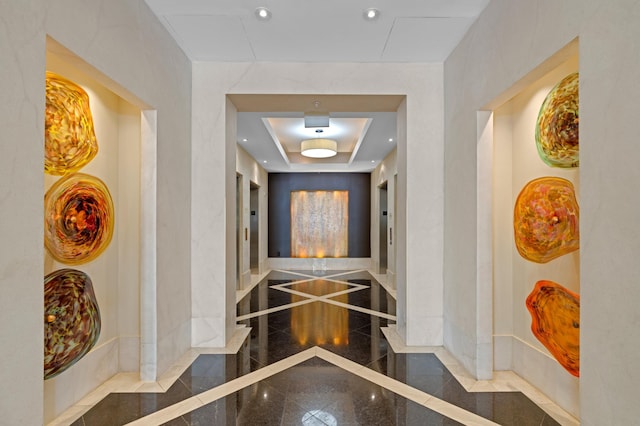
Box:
[478,40,580,417]
[43,38,157,422]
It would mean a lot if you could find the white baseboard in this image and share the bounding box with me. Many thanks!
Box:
[494,334,580,418]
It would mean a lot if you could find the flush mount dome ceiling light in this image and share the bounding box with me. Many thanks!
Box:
[301,138,337,158]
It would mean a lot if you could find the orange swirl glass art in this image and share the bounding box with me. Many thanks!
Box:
[44,173,114,265]
[45,72,98,175]
[514,177,579,263]
[535,72,579,168]
[44,269,101,379]
[526,280,580,377]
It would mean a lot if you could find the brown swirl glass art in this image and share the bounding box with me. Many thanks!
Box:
[514,177,579,263]
[44,268,101,379]
[44,173,114,265]
[45,72,98,175]
[535,72,579,168]
[526,280,580,377]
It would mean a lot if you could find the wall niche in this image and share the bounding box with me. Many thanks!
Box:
[43,41,145,422]
[492,47,580,417]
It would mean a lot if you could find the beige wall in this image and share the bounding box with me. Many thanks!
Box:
[0,1,192,423]
[444,0,640,423]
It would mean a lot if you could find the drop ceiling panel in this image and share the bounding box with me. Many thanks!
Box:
[164,15,254,61]
[244,17,392,62]
[145,0,490,62]
[145,0,490,19]
[382,17,475,61]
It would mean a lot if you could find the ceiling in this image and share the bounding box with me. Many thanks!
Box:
[231,94,402,172]
[144,0,490,172]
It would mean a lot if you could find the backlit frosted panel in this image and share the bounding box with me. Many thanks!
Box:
[291,190,348,258]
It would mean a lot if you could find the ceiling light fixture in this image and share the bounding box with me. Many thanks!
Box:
[301,138,337,158]
[363,8,380,20]
[255,7,271,21]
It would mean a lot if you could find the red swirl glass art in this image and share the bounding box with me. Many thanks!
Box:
[526,280,580,377]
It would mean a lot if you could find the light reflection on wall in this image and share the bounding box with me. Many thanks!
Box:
[290,190,348,258]
[290,280,349,345]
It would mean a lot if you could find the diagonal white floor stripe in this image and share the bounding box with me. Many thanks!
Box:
[313,347,499,426]
[125,346,499,426]
[125,348,319,426]
[239,273,393,322]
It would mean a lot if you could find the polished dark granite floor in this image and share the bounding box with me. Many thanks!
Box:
[71,270,559,425]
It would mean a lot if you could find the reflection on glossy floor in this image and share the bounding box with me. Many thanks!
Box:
[68,270,566,425]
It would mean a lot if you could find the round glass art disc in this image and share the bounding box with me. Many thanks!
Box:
[535,72,579,168]
[513,177,579,263]
[44,173,114,265]
[45,72,98,175]
[44,268,101,379]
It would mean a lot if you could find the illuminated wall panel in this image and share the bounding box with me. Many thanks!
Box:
[290,190,348,258]
[268,172,370,258]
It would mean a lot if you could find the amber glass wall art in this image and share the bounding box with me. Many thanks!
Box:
[44,173,115,265]
[535,72,579,168]
[44,269,101,379]
[290,190,348,258]
[526,280,580,377]
[45,72,99,175]
[514,177,579,263]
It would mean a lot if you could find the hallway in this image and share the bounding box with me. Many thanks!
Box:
[64,270,569,425]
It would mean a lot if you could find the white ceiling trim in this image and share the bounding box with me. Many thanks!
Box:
[348,118,373,165]
[261,117,290,167]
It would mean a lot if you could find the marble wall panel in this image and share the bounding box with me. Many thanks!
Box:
[0,0,192,423]
[444,0,640,422]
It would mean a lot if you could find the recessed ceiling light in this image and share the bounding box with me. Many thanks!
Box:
[255,7,271,21]
[388,138,393,142]
[371,160,376,163]
[363,8,380,21]
[263,160,267,163]
[242,138,248,142]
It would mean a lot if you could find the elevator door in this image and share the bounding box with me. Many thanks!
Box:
[250,183,259,274]
[379,183,388,273]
